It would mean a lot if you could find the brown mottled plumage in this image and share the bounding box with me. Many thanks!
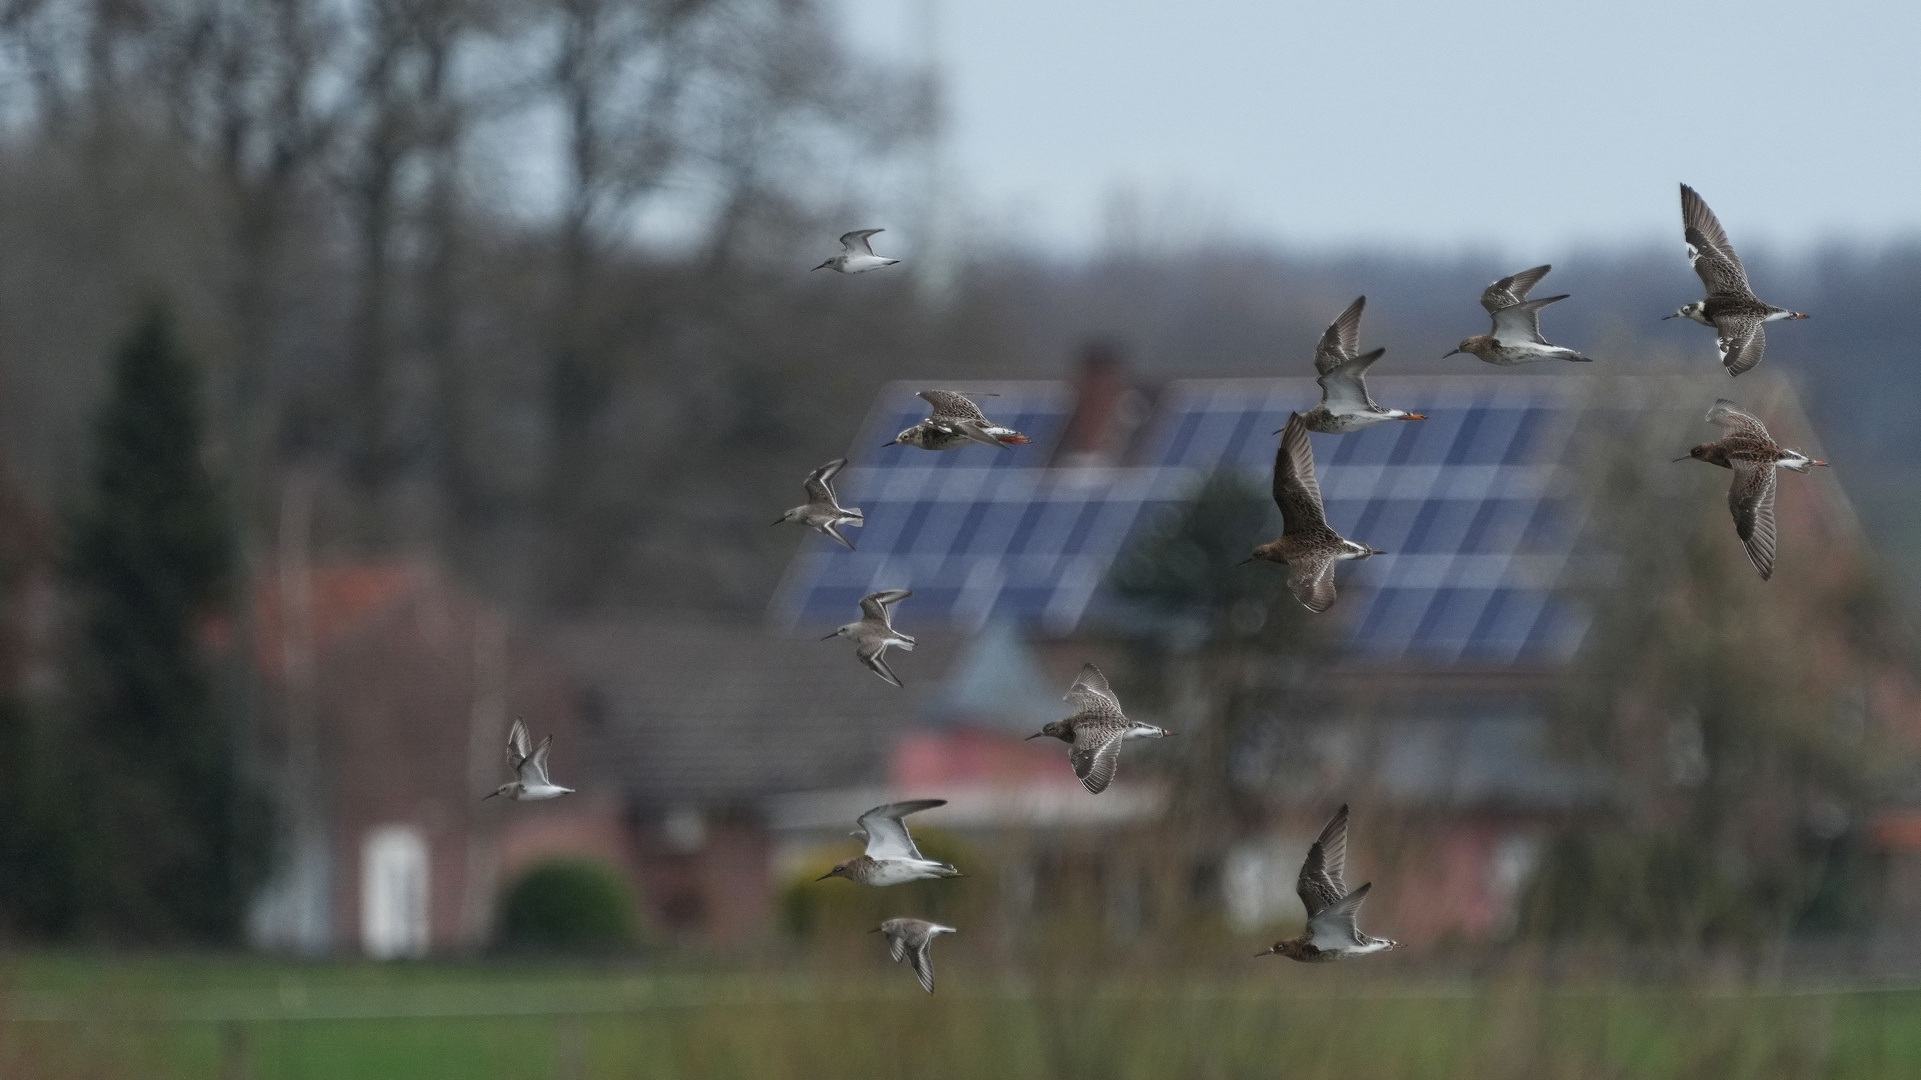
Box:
[1246,413,1383,612]
[1680,399,1827,580]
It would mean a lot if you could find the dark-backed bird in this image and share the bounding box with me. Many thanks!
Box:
[1665,185,1807,376]
[1679,399,1827,580]
[1026,663,1173,794]
[1247,413,1383,612]
[886,390,1029,451]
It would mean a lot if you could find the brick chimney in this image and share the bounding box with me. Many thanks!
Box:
[1054,341,1140,467]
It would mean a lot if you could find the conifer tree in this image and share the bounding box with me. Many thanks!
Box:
[65,305,267,941]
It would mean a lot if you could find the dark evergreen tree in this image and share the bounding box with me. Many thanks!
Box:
[64,305,268,942]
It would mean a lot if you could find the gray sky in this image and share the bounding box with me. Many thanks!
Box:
[839,0,1921,257]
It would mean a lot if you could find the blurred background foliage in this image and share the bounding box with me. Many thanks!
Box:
[497,858,644,953]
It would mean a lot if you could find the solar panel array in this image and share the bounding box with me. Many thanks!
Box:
[768,376,1594,666]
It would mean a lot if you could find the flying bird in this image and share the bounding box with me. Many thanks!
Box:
[1679,399,1828,580]
[817,800,961,886]
[1259,805,1401,962]
[1247,413,1383,612]
[885,390,1029,451]
[873,918,956,994]
[814,229,898,273]
[774,458,864,550]
[1301,297,1425,433]
[824,589,916,687]
[1444,265,1592,365]
[1665,184,1808,376]
[1026,663,1173,794]
[485,719,574,801]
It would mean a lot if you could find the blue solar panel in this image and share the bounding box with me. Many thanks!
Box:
[770,376,1593,665]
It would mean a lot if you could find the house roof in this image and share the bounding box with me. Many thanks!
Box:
[767,373,1848,669]
[546,617,964,813]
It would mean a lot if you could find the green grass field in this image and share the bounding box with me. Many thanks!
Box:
[3,955,1919,1079]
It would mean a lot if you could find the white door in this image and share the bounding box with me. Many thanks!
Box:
[361,825,430,958]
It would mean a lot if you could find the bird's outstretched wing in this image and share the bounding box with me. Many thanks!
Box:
[1296,804,1350,917]
[1489,295,1567,346]
[858,588,912,624]
[525,735,555,786]
[1711,315,1766,376]
[1063,663,1123,716]
[1306,882,1373,949]
[919,389,990,424]
[1705,399,1770,440]
[1480,265,1552,313]
[803,458,846,504]
[1069,726,1126,794]
[506,719,532,770]
[1273,414,1328,535]
[1313,296,1366,375]
[839,228,884,255]
[1288,556,1338,614]
[821,520,856,550]
[858,639,903,687]
[908,937,938,993]
[1729,461,1779,581]
[1680,185,1753,299]
[1317,349,1386,415]
[857,800,945,860]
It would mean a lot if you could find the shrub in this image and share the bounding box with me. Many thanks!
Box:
[497,858,642,952]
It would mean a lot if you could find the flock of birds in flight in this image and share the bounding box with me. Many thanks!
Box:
[494,185,1825,992]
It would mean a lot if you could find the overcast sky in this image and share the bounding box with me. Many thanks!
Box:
[838,0,1921,258]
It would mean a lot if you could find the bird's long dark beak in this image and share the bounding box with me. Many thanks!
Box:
[816,871,835,881]
[1441,348,1462,358]
[882,440,897,447]
[1660,313,1677,320]
[813,262,830,271]
[772,519,785,526]
[1025,732,1044,740]
[1236,556,1257,567]
[482,791,498,800]
[821,631,838,640]
[1671,455,1691,462]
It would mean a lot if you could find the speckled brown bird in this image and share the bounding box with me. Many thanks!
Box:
[1665,185,1807,376]
[1246,413,1383,612]
[1300,296,1425,433]
[1025,663,1173,794]
[1679,398,1828,580]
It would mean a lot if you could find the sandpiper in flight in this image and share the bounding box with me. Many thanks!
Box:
[485,719,574,801]
[1247,413,1384,613]
[873,918,956,994]
[817,800,961,886]
[886,390,1029,451]
[1679,399,1828,581]
[1444,265,1592,365]
[1026,663,1173,794]
[1259,805,1401,962]
[1301,297,1425,433]
[1666,184,1808,376]
[814,229,898,273]
[824,588,916,687]
[775,457,863,550]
